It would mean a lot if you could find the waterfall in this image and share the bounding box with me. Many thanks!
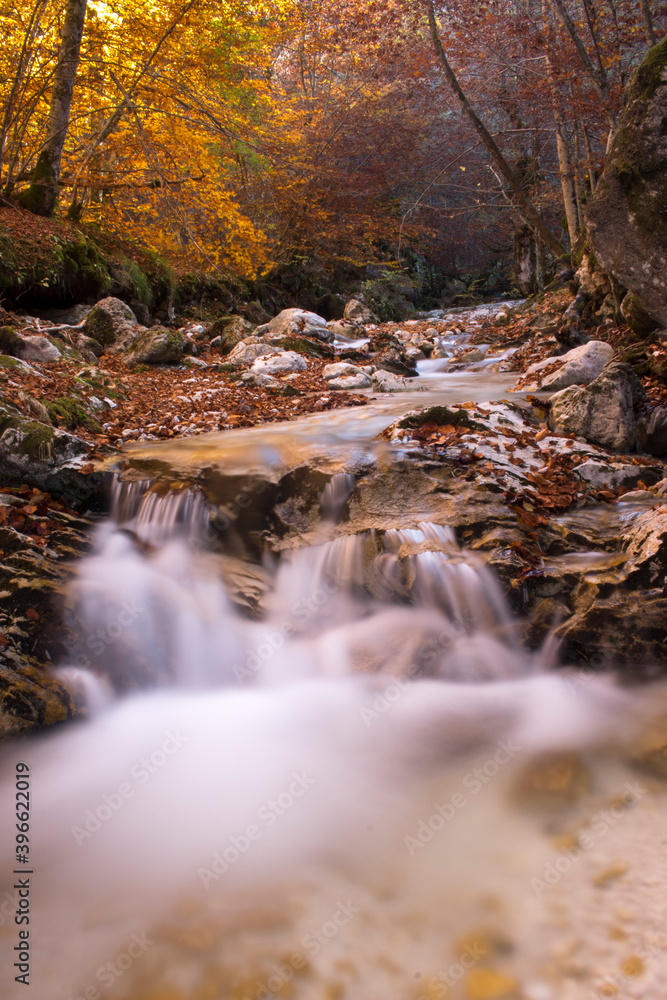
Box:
[0,473,665,1000]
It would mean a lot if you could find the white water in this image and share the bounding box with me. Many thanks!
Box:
[2,302,667,999]
[1,477,667,1000]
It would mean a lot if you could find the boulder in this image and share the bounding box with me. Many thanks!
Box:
[328,374,372,390]
[227,340,282,366]
[266,308,333,342]
[239,371,280,388]
[209,315,254,355]
[343,298,379,324]
[83,297,137,348]
[586,40,667,328]
[251,351,307,376]
[548,362,645,451]
[637,406,667,456]
[244,300,272,326]
[371,370,427,393]
[327,321,361,340]
[0,401,95,497]
[539,341,615,391]
[574,459,656,492]
[125,327,185,365]
[17,335,61,362]
[620,291,660,337]
[322,362,367,381]
[0,326,62,362]
[368,331,419,377]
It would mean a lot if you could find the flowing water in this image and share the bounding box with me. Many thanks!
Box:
[2,306,667,1000]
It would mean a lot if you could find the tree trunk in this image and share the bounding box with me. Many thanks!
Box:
[19,0,87,217]
[640,0,657,47]
[424,0,566,258]
[514,225,536,295]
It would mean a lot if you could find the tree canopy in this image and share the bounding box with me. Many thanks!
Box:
[1,0,663,287]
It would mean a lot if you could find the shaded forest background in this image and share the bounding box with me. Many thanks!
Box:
[0,0,664,313]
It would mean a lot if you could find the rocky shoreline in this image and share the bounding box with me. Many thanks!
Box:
[0,274,666,739]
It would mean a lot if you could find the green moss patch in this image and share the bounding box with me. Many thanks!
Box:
[44,397,102,434]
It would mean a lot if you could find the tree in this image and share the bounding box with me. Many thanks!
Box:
[19,0,87,216]
[424,0,566,258]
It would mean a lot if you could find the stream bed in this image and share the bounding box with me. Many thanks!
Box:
[1,306,667,1000]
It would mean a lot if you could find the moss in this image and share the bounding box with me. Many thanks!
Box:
[0,355,20,369]
[637,37,667,101]
[45,397,102,434]
[0,328,20,356]
[399,406,476,430]
[274,336,334,359]
[0,407,20,434]
[268,384,302,397]
[18,421,55,461]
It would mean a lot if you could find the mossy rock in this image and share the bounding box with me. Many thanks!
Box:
[586,39,667,328]
[126,327,185,365]
[399,405,478,430]
[45,397,102,434]
[271,336,335,359]
[18,421,56,460]
[0,326,21,356]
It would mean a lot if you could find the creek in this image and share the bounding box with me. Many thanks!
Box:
[1,306,666,1000]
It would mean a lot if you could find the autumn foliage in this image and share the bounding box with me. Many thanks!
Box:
[0,0,664,285]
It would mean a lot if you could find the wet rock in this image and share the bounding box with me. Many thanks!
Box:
[574,460,650,491]
[226,339,282,367]
[251,351,307,376]
[0,649,76,739]
[548,362,645,451]
[327,320,360,339]
[630,717,667,777]
[586,40,667,328]
[371,370,426,393]
[83,297,137,348]
[125,327,186,365]
[623,506,667,586]
[329,373,372,390]
[511,751,591,810]
[266,308,333,342]
[557,590,667,669]
[260,334,334,359]
[637,406,667,456]
[368,331,418,377]
[536,341,615,391]
[343,298,378,324]
[323,362,367,381]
